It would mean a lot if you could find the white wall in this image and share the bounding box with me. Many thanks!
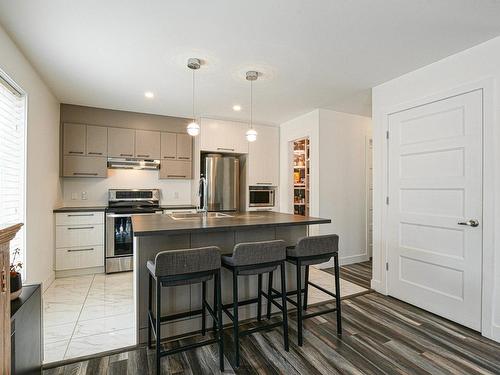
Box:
[372,35,500,341]
[279,109,371,266]
[0,24,62,289]
[319,109,371,265]
[63,169,192,206]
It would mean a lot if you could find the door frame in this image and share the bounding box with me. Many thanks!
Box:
[374,77,495,338]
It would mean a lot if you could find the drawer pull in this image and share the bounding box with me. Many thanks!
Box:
[120,153,133,157]
[163,156,175,159]
[88,152,103,155]
[177,157,190,160]
[67,214,94,217]
[73,172,98,176]
[69,151,84,154]
[68,248,94,252]
[137,154,150,158]
[256,182,272,185]
[67,226,94,230]
[217,147,234,151]
[167,175,187,178]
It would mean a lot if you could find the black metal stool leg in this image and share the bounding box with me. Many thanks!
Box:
[334,253,342,336]
[266,270,273,319]
[148,273,152,348]
[296,261,303,346]
[155,279,161,375]
[257,273,262,321]
[233,271,240,368]
[213,274,217,333]
[303,265,309,311]
[201,281,207,335]
[280,261,289,351]
[216,270,224,372]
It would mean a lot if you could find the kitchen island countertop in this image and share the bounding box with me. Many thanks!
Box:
[132,211,330,236]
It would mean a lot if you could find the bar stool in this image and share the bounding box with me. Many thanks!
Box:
[147,246,224,374]
[281,234,342,346]
[222,240,289,368]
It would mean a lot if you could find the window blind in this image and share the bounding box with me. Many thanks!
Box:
[0,74,25,274]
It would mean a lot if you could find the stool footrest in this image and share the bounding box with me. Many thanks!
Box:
[303,307,337,320]
[240,321,284,337]
[159,338,219,357]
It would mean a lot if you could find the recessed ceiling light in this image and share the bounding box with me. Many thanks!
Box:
[233,105,241,111]
[144,91,154,99]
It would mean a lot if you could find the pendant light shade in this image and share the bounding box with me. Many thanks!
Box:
[246,70,258,142]
[187,58,201,136]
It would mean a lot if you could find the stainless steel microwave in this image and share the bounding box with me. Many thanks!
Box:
[249,187,275,207]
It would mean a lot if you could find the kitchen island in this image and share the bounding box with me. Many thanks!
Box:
[132,211,330,342]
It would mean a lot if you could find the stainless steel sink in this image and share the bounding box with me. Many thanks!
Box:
[168,212,234,220]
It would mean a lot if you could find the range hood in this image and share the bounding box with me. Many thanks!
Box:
[107,157,160,170]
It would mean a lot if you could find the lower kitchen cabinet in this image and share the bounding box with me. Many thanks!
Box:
[160,159,192,179]
[55,212,104,273]
[62,155,107,178]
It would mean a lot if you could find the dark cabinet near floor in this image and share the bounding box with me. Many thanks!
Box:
[11,284,42,375]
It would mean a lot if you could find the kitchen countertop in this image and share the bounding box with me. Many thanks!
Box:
[53,204,197,213]
[132,211,330,236]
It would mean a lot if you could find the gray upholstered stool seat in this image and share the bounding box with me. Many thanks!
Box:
[286,234,339,265]
[147,246,224,374]
[221,240,289,368]
[222,240,286,275]
[147,247,220,286]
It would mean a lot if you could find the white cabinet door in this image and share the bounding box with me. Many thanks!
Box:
[55,224,104,248]
[248,125,279,186]
[387,90,483,330]
[56,212,104,226]
[200,118,248,154]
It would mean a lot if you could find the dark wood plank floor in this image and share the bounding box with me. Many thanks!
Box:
[323,260,373,289]
[43,292,500,375]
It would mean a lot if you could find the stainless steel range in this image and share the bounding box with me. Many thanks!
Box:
[105,189,162,273]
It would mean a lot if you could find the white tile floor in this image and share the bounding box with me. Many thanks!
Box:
[43,272,135,363]
[42,266,365,364]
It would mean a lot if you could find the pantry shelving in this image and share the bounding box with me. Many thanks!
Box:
[293,137,310,216]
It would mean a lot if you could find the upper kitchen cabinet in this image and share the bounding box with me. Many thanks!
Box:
[135,130,160,159]
[176,133,192,160]
[200,118,249,154]
[86,125,107,156]
[63,123,86,155]
[248,125,279,186]
[107,127,135,158]
[160,132,177,160]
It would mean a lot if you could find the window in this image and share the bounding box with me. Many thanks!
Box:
[0,73,26,276]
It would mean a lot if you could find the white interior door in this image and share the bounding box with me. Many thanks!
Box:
[387,89,483,330]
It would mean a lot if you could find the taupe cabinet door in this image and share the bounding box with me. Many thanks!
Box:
[161,132,177,160]
[160,160,192,179]
[63,123,86,155]
[176,133,192,161]
[135,130,160,159]
[86,126,107,156]
[63,156,107,177]
[108,128,135,158]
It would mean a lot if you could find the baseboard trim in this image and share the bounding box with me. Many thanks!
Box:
[370,279,387,295]
[42,272,56,292]
[55,266,104,278]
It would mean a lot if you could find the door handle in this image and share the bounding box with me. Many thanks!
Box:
[458,219,479,227]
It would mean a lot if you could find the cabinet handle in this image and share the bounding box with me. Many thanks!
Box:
[256,182,273,185]
[120,153,133,157]
[163,156,175,159]
[69,151,84,154]
[67,213,94,217]
[167,175,187,178]
[88,152,103,155]
[1,270,6,292]
[177,157,190,160]
[68,248,94,252]
[256,208,273,211]
[217,147,234,151]
[73,172,98,176]
[137,154,150,158]
[67,226,94,230]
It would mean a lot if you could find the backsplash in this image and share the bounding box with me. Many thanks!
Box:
[62,169,193,206]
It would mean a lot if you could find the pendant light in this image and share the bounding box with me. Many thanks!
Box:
[245,71,258,142]
[186,58,201,136]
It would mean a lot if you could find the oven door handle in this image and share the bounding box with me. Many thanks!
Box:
[106,214,132,218]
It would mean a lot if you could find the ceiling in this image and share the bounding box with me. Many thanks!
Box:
[1,1,500,124]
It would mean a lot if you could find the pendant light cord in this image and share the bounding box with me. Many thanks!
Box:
[250,79,253,129]
[192,69,196,121]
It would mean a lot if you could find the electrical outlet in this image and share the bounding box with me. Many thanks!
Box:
[71,192,78,200]
[81,191,88,200]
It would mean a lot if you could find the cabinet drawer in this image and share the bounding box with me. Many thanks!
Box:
[63,156,107,178]
[55,245,104,270]
[159,160,192,179]
[56,212,104,226]
[56,224,104,248]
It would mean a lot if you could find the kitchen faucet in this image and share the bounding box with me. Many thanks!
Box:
[198,176,208,215]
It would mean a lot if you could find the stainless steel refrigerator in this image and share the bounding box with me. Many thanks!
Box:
[202,154,240,211]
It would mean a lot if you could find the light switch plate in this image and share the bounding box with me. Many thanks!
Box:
[81,191,87,200]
